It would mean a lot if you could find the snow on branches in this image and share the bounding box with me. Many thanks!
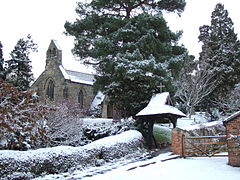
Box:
[0,79,50,150]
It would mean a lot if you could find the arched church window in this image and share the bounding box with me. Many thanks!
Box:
[46,80,54,101]
[47,49,52,58]
[53,48,57,56]
[78,90,84,108]
[63,87,68,99]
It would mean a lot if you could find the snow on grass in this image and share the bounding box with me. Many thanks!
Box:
[36,152,240,180]
[83,153,239,180]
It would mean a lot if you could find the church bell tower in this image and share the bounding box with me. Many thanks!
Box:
[46,40,62,68]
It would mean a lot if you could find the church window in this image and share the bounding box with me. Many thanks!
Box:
[46,80,54,100]
[78,90,84,108]
[47,49,52,58]
[63,87,68,99]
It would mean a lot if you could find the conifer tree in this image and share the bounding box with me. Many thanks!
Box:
[5,35,37,91]
[65,0,187,116]
[198,3,240,107]
[0,41,5,80]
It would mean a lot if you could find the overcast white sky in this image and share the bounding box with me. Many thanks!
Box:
[0,0,239,79]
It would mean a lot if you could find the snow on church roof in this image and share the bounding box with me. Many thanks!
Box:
[52,40,61,50]
[136,92,186,117]
[91,91,105,110]
[59,65,95,85]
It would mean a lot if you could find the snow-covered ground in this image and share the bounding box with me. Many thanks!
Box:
[36,152,240,180]
[1,115,239,179]
[0,130,147,180]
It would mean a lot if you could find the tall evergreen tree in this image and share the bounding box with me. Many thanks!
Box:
[5,35,37,91]
[65,0,187,116]
[198,3,240,107]
[0,41,5,80]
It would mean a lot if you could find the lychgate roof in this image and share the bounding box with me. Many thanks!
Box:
[136,92,186,118]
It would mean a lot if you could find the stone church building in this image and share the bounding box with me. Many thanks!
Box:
[31,40,114,118]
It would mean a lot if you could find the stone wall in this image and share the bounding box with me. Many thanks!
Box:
[225,117,240,167]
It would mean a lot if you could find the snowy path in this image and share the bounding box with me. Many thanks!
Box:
[84,153,239,180]
[35,152,240,180]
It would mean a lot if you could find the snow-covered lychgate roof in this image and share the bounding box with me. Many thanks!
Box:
[136,92,186,118]
[59,65,95,85]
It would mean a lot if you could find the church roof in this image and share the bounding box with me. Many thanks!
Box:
[91,91,105,110]
[136,92,186,118]
[51,40,61,50]
[59,65,95,85]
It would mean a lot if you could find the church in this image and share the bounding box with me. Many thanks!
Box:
[31,40,115,118]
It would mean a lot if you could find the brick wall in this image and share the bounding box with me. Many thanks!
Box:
[172,128,186,155]
[226,117,240,167]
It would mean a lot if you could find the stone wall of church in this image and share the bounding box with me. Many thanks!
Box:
[64,81,94,108]
[31,40,95,111]
[31,61,65,103]
[31,63,95,110]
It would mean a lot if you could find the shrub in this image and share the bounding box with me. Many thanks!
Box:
[46,101,87,147]
[0,79,49,150]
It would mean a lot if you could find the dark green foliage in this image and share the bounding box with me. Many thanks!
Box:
[198,3,240,107]
[0,41,5,80]
[65,0,187,117]
[5,35,37,91]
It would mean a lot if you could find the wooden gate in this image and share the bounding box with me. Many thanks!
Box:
[182,135,228,158]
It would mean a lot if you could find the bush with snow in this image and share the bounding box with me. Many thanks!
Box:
[46,101,87,147]
[0,130,146,179]
[0,80,49,150]
[47,108,135,147]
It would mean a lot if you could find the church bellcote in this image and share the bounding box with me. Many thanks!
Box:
[46,40,62,68]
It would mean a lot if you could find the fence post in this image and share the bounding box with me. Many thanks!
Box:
[182,133,185,158]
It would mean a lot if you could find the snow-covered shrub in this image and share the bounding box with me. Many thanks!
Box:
[89,105,102,118]
[83,119,135,143]
[0,130,146,179]
[47,108,135,147]
[0,80,49,150]
[46,101,87,147]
